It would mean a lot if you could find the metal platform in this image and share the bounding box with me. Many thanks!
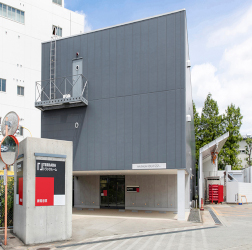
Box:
[35,96,88,111]
[35,74,88,111]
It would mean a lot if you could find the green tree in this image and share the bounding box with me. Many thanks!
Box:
[0,178,14,227]
[218,104,243,170]
[193,101,201,171]
[200,93,223,147]
[245,137,252,166]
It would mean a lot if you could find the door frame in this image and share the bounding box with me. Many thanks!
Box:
[100,175,125,209]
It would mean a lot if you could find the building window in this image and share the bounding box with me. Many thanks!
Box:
[0,3,25,24]
[17,86,24,96]
[0,78,6,92]
[52,25,62,37]
[52,0,62,6]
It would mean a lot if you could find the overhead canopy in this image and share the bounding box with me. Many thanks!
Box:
[200,132,229,162]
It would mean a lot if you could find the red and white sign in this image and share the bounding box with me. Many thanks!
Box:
[35,177,54,206]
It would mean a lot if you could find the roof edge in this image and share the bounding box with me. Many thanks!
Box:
[42,8,186,44]
[200,132,230,153]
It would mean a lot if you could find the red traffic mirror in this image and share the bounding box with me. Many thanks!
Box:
[0,135,19,165]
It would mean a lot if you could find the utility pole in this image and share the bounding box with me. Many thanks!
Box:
[4,117,8,246]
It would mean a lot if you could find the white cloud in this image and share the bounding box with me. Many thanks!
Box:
[75,10,92,32]
[208,5,252,47]
[192,5,252,135]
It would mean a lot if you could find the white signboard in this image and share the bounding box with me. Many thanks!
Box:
[4,168,7,185]
[132,163,166,170]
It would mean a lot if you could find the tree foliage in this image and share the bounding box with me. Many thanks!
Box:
[200,93,223,146]
[245,137,252,166]
[218,104,243,170]
[193,94,243,171]
[0,178,14,227]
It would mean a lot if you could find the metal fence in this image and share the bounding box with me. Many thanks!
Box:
[0,177,14,229]
[35,74,88,103]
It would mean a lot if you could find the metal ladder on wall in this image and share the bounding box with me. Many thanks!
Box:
[50,35,57,99]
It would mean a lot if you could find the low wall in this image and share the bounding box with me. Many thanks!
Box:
[74,176,100,208]
[226,182,252,203]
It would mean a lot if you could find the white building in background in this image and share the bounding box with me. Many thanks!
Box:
[0,0,84,139]
[238,135,252,168]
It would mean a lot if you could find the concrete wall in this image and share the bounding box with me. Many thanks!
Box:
[13,137,73,245]
[73,174,190,212]
[244,166,252,183]
[40,10,193,174]
[203,159,217,178]
[74,176,100,208]
[125,175,178,211]
[226,182,252,203]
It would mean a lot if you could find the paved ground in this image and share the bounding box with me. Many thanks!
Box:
[1,204,252,249]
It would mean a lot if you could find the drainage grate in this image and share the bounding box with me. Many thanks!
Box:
[37,248,51,250]
[209,209,222,225]
[188,209,201,223]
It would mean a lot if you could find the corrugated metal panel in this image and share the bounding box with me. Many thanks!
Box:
[101,98,110,169]
[116,97,125,169]
[148,92,158,161]
[109,98,117,169]
[94,32,102,100]
[101,30,110,99]
[157,92,167,163]
[124,96,133,169]
[116,26,125,97]
[140,94,149,162]
[41,11,191,172]
[148,18,158,93]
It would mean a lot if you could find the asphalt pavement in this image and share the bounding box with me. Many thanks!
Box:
[1,204,252,249]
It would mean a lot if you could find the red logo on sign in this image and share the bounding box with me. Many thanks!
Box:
[35,177,54,206]
[19,178,23,205]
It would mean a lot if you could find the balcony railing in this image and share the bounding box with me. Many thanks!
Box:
[35,74,88,111]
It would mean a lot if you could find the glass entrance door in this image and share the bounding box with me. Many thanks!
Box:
[100,175,125,209]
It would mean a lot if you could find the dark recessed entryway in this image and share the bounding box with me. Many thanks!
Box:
[100,175,125,209]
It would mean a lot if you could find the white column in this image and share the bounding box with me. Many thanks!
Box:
[177,169,185,220]
[185,173,190,210]
[199,150,203,204]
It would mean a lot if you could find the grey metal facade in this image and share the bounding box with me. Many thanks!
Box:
[40,10,195,175]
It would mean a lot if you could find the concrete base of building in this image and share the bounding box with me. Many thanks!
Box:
[74,170,191,220]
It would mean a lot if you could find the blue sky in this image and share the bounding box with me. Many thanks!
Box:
[65,0,252,134]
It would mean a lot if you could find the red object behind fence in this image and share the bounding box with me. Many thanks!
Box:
[209,184,223,203]
[218,185,224,203]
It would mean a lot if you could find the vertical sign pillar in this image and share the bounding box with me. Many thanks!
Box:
[177,169,185,220]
